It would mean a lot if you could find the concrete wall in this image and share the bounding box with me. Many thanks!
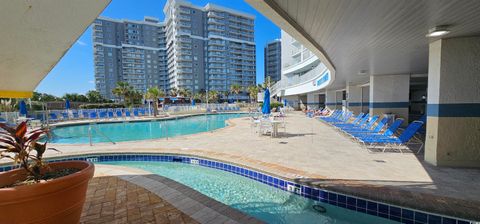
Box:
[306,93,320,109]
[325,89,338,110]
[425,36,480,168]
[347,84,362,114]
[369,75,410,122]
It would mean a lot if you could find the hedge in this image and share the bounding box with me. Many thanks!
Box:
[259,102,284,110]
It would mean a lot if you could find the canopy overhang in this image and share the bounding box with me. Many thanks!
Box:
[246,0,480,90]
[0,0,111,98]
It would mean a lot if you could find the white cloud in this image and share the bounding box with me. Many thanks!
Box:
[76,40,87,46]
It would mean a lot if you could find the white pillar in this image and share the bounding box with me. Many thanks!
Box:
[307,93,320,109]
[425,36,480,168]
[325,90,337,110]
[369,75,410,122]
[347,84,362,114]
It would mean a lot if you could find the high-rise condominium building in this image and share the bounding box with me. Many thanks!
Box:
[93,0,256,100]
[264,39,281,83]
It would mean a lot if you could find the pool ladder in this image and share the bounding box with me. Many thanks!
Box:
[88,123,116,146]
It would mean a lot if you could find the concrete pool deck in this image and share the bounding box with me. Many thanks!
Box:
[33,112,480,221]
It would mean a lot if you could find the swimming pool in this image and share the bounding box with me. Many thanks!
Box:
[48,113,246,144]
[100,160,398,224]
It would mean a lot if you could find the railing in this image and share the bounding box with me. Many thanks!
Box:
[271,63,327,96]
[88,124,116,146]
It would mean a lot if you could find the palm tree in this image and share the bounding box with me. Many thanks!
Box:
[262,76,272,89]
[178,88,191,98]
[193,92,205,102]
[230,84,242,103]
[208,90,219,103]
[145,87,165,117]
[169,87,179,97]
[112,82,133,106]
[247,85,259,103]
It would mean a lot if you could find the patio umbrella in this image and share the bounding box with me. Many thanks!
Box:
[191,99,196,106]
[65,99,71,110]
[19,100,27,116]
[262,89,271,115]
[283,99,287,107]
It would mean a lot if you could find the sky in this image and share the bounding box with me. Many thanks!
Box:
[35,0,280,97]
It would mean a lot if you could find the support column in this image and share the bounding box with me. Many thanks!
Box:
[347,84,362,114]
[369,75,410,122]
[425,36,480,168]
[307,93,320,109]
[325,90,337,110]
[336,91,344,111]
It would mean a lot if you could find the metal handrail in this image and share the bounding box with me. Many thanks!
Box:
[88,123,116,145]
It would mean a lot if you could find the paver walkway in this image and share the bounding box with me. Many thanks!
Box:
[81,175,197,224]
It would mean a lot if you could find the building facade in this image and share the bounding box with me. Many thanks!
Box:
[264,39,281,83]
[271,31,330,109]
[93,0,256,100]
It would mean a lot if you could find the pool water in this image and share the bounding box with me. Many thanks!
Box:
[49,113,246,144]
[100,161,399,224]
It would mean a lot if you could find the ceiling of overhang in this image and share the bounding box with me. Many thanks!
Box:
[0,0,111,98]
[247,0,480,89]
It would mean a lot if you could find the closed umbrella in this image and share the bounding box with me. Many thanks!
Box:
[19,100,27,116]
[191,99,196,106]
[261,89,271,115]
[65,99,71,110]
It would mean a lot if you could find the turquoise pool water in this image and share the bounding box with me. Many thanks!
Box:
[49,113,246,144]
[100,161,398,224]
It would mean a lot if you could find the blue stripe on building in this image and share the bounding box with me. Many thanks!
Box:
[348,102,362,106]
[325,102,342,105]
[427,103,480,117]
[369,102,409,108]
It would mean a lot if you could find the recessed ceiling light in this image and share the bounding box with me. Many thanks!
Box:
[426,26,450,37]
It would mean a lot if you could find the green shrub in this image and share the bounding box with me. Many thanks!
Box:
[259,102,284,110]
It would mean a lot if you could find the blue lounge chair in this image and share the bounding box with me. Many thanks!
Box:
[72,112,80,119]
[108,111,114,119]
[89,111,98,119]
[116,110,123,118]
[323,111,352,124]
[82,111,89,119]
[49,113,59,122]
[360,121,424,153]
[356,118,404,142]
[333,113,365,128]
[99,111,107,120]
[319,110,342,122]
[125,110,131,118]
[341,115,379,132]
[61,112,69,120]
[133,109,139,117]
[349,117,389,137]
[335,114,370,129]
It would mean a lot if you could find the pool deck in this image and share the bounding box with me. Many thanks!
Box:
[9,111,480,222]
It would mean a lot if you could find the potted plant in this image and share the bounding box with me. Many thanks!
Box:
[0,122,94,223]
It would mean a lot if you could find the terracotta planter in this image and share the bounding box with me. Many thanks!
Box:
[0,161,94,224]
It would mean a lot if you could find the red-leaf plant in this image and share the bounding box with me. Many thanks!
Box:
[0,122,58,182]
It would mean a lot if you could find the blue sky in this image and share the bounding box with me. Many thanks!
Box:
[35,0,280,97]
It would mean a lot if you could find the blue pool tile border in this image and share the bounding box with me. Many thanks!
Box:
[0,153,476,224]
